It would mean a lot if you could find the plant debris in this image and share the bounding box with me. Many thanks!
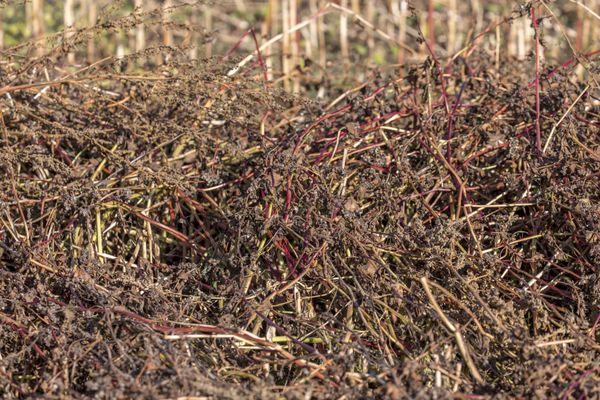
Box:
[1,3,599,399]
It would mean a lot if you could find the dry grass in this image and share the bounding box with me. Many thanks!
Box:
[0,1,599,399]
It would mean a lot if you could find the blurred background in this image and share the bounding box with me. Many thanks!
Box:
[1,1,598,89]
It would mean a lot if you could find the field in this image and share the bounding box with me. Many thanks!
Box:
[0,1,599,398]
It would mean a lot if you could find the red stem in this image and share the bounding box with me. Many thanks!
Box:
[283,175,293,222]
[249,27,269,87]
[531,4,541,152]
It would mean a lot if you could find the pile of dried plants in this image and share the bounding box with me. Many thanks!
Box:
[1,2,599,399]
